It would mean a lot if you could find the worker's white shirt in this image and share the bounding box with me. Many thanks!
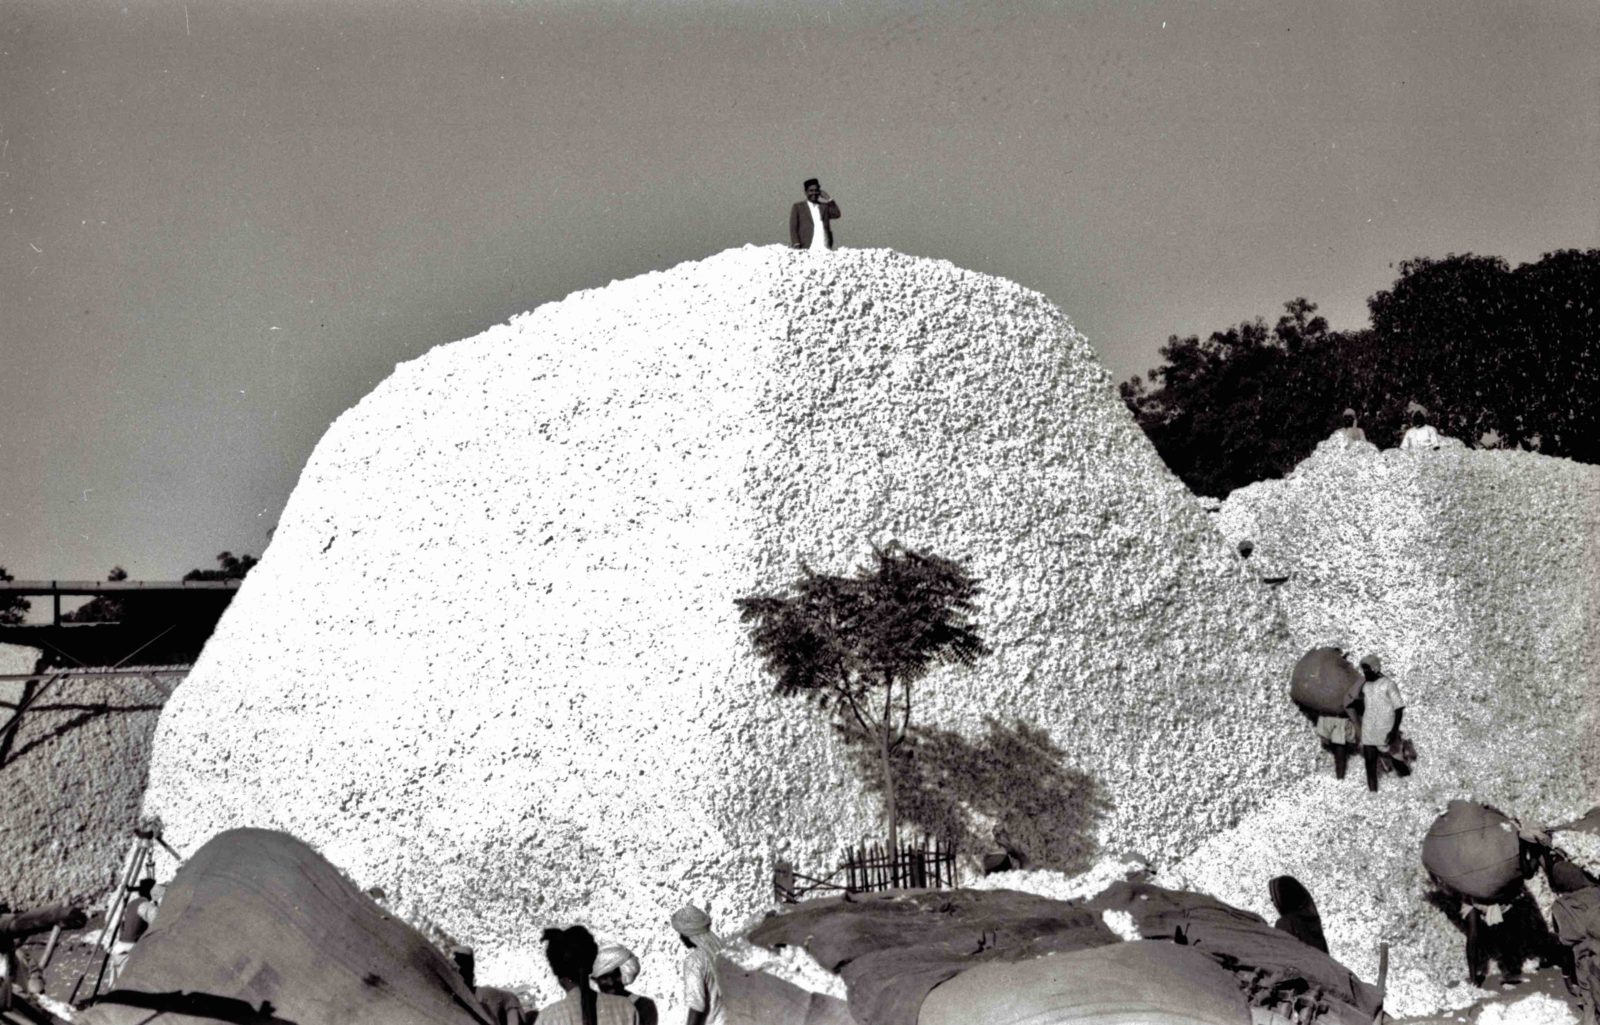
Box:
[1401,424,1442,450]
[682,948,727,1025]
[808,201,828,251]
[1360,677,1405,747]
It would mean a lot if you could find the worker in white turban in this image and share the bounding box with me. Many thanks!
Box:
[592,944,656,1024]
[593,945,640,987]
[670,905,725,1025]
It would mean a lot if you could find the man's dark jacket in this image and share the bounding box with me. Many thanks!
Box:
[789,199,842,249]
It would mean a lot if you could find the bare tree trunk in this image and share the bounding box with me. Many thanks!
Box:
[880,673,898,868]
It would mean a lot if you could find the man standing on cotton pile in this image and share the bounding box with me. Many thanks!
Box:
[789,178,841,252]
[1358,655,1410,792]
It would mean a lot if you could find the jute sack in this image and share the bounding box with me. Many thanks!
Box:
[1421,801,1522,901]
[77,828,489,1025]
[716,957,856,1025]
[917,941,1249,1025]
[1288,648,1363,716]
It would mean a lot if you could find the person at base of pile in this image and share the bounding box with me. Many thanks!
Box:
[452,946,528,1025]
[1549,856,1600,1025]
[108,877,159,985]
[788,179,841,252]
[1357,655,1408,792]
[1,902,87,1011]
[1430,820,1556,989]
[1269,875,1329,954]
[593,944,658,1025]
[537,925,639,1025]
[670,905,726,1025]
[1289,647,1361,781]
[1530,838,1599,998]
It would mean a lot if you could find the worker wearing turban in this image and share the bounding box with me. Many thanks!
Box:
[670,905,725,1025]
[592,945,640,987]
[592,944,656,1024]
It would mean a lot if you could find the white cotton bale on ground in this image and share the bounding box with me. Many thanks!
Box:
[143,245,1301,1009]
[1176,438,1600,1017]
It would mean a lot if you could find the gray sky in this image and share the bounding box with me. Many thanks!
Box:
[2,0,1596,582]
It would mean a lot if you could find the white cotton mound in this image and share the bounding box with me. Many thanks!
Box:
[1179,438,1600,1017]
[143,246,1300,1012]
[1476,992,1580,1025]
[964,853,1154,905]
[722,937,850,1001]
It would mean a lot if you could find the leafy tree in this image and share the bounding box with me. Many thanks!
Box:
[183,551,258,582]
[1365,250,1599,458]
[65,555,255,625]
[1512,249,1600,462]
[736,544,989,854]
[1120,299,1355,497]
[0,566,29,626]
[1363,253,1521,447]
[1123,249,1600,495]
[63,566,128,624]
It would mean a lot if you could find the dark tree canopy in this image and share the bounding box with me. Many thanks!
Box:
[63,566,129,624]
[0,567,28,626]
[183,551,259,582]
[1122,249,1599,497]
[736,543,989,853]
[62,550,256,639]
[1119,299,1351,498]
[65,553,256,625]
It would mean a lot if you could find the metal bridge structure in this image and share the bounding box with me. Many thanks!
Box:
[0,579,242,771]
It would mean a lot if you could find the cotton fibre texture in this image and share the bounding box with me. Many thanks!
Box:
[146,245,1310,1009]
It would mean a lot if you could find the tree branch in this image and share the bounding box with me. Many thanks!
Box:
[833,675,877,741]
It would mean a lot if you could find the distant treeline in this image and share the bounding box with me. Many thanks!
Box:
[63,552,259,624]
[0,552,258,628]
[1120,249,1599,498]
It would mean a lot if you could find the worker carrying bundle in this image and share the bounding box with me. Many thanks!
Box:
[1423,802,1555,988]
[1551,882,1600,1024]
[1290,647,1364,782]
[1352,655,1413,792]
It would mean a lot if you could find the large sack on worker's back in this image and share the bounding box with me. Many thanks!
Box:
[748,888,1117,1025]
[715,957,857,1025]
[1088,882,1381,1024]
[1289,647,1362,715]
[1421,800,1522,901]
[918,941,1249,1025]
[78,828,489,1025]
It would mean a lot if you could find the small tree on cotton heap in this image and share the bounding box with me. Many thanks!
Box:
[736,543,989,857]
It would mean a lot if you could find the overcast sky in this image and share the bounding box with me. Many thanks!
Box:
[2,0,1596,583]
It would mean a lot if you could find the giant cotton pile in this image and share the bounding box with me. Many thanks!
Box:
[143,245,1300,1010]
[1174,436,1600,1016]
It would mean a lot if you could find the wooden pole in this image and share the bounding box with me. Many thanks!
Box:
[81,835,151,1000]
